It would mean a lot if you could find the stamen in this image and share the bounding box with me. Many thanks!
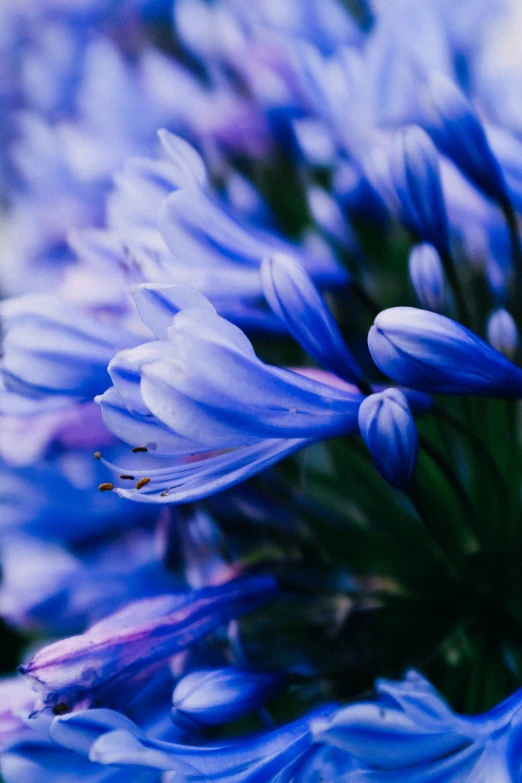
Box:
[136,477,151,490]
[120,474,135,480]
[132,446,148,453]
[99,483,114,492]
[94,451,101,459]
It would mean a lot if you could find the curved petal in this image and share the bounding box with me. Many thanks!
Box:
[104,438,312,504]
[261,254,361,383]
[132,284,215,340]
[138,308,363,448]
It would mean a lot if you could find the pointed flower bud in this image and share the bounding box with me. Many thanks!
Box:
[358,389,418,490]
[390,126,449,255]
[261,254,362,384]
[424,72,508,203]
[369,307,522,397]
[18,576,278,712]
[487,308,519,360]
[171,667,286,730]
[408,244,445,312]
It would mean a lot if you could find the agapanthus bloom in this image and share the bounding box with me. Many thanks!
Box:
[5,2,522,782]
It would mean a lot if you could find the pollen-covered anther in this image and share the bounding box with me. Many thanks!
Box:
[98,483,114,493]
[120,474,135,480]
[93,451,101,459]
[136,477,151,490]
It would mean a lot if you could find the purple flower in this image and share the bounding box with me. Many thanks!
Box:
[19,576,278,711]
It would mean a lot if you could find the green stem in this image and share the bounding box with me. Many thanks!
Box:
[440,249,472,327]
[419,435,480,539]
[500,196,522,306]
[407,486,462,580]
[434,406,508,500]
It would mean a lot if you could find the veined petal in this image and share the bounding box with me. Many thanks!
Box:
[136,308,363,448]
[358,389,418,490]
[104,438,312,504]
[18,577,278,710]
[96,386,202,456]
[312,702,471,769]
[1,295,139,401]
[87,705,335,781]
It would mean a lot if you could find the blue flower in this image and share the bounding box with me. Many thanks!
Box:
[424,71,508,204]
[368,306,522,397]
[0,526,181,636]
[0,295,140,404]
[51,703,336,782]
[408,243,445,313]
[95,280,366,502]
[487,308,519,359]
[18,576,278,712]
[171,667,286,729]
[389,126,450,255]
[312,669,522,780]
[358,388,419,490]
[261,254,361,384]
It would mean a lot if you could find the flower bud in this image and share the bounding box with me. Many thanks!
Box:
[358,389,418,490]
[368,307,522,397]
[171,668,286,729]
[261,254,362,383]
[389,126,449,255]
[408,244,445,313]
[487,308,519,359]
[424,72,507,203]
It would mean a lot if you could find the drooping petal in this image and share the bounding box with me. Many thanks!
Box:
[137,308,363,448]
[19,577,278,710]
[84,705,335,782]
[96,386,202,456]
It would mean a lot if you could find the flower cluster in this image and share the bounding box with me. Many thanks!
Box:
[3,0,522,781]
